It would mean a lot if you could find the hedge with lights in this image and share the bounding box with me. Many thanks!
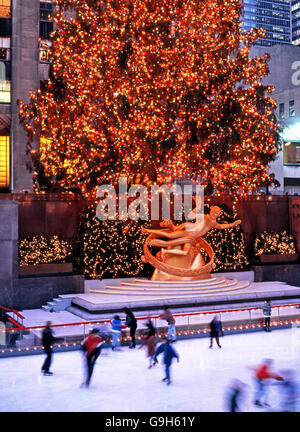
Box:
[18,0,280,199]
[19,235,73,266]
[254,231,297,257]
[75,205,153,278]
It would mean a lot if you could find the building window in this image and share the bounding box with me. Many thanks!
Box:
[40,21,53,40]
[289,100,295,117]
[40,40,51,63]
[279,103,285,119]
[0,0,10,18]
[40,2,53,40]
[0,1,10,104]
[0,60,10,103]
[0,134,9,188]
[284,141,300,164]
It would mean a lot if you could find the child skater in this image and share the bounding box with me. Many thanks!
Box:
[111,315,126,351]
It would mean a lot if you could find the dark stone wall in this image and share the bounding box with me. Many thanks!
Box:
[0,200,18,280]
[253,264,300,287]
[0,199,85,309]
[12,274,84,310]
[289,197,300,254]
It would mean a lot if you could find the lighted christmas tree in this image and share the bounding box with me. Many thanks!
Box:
[19,0,280,198]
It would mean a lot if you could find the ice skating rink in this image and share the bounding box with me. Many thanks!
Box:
[0,328,299,412]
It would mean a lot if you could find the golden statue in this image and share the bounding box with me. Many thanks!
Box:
[142,205,241,281]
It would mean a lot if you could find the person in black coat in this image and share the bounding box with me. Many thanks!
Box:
[209,315,223,348]
[122,307,137,348]
[41,321,58,376]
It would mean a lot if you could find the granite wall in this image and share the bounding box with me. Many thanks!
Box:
[0,200,84,310]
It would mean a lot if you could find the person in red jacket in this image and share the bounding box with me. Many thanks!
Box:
[81,328,106,388]
[250,359,283,408]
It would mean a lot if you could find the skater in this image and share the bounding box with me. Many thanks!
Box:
[139,319,157,368]
[262,298,272,332]
[111,315,125,351]
[278,369,298,412]
[226,379,247,412]
[153,336,179,385]
[160,305,176,342]
[81,328,106,387]
[122,307,137,348]
[209,314,223,348]
[250,359,283,408]
[41,321,59,376]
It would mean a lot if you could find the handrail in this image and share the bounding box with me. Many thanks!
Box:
[6,316,25,329]
[0,305,25,320]
[2,302,298,332]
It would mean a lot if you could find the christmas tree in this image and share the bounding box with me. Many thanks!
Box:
[19,0,280,198]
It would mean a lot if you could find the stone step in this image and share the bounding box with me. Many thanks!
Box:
[47,302,56,307]
[41,296,73,313]
[90,282,249,296]
[53,298,62,303]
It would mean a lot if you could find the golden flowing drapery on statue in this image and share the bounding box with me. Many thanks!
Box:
[141,205,241,281]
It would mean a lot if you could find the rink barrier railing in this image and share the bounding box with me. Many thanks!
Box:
[0,303,299,356]
[0,305,25,328]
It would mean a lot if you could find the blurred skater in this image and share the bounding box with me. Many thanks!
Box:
[250,359,283,408]
[262,298,272,332]
[153,336,179,385]
[139,319,157,368]
[111,315,126,351]
[160,305,176,342]
[81,328,106,387]
[122,307,137,349]
[209,315,223,348]
[226,379,247,412]
[278,369,298,412]
[41,321,59,376]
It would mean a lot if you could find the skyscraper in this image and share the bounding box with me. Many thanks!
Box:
[243,0,291,46]
[291,0,300,44]
[0,0,53,193]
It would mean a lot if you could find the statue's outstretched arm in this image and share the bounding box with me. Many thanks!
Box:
[213,220,241,229]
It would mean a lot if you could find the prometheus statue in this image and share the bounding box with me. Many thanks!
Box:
[141,205,241,281]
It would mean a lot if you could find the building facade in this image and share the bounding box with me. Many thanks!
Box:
[252,44,300,194]
[292,0,300,44]
[243,0,291,45]
[0,0,52,193]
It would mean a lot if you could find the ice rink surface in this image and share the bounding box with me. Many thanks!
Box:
[0,328,300,412]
